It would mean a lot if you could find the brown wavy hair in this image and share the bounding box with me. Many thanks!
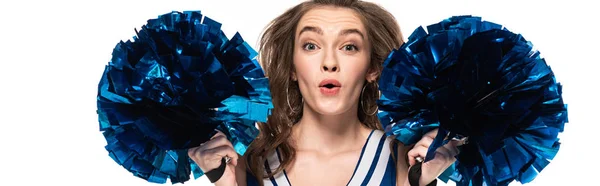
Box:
[244,0,404,183]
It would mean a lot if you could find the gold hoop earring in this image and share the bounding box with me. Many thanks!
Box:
[286,84,302,113]
[360,82,378,116]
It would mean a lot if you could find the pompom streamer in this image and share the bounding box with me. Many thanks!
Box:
[377,15,568,186]
[97,11,272,184]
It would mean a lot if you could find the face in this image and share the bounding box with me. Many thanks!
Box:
[292,6,376,116]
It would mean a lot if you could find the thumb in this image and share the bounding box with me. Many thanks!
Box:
[444,138,467,157]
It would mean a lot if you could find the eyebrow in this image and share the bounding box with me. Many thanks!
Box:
[298,26,365,39]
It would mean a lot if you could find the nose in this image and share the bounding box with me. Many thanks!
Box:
[321,52,339,73]
[322,65,338,72]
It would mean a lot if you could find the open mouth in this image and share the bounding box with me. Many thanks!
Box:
[322,83,337,89]
[319,79,341,95]
[319,79,341,88]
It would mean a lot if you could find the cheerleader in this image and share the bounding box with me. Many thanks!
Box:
[188,1,463,185]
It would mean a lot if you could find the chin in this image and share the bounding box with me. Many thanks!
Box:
[311,100,349,115]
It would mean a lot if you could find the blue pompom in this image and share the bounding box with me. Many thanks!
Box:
[378,15,567,186]
[96,11,272,184]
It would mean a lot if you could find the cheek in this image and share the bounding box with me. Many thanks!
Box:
[340,55,370,79]
[340,57,370,96]
[293,52,318,80]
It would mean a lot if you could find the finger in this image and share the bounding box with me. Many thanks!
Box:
[450,137,468,146]
[188,146,199,159]
[441,140,461,157]
[415,135,434,149]
[225,153,239,167]
[211,130,226,140]
[216,145,238,167]
[421,146,456,172]
[203,145,238,166]
[202,135,235,151]
[435,145,454,161]
[424,128,439,139]
[408,145,455,166]
[188,146,204,159]
[407,145,429,166]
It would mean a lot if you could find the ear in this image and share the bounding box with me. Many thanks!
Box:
[365,68,379,83]
[291,71,297,81]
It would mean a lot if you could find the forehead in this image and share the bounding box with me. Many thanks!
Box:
[296,6,366,35]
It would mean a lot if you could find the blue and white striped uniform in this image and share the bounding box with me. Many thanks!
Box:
[247,130,398,186]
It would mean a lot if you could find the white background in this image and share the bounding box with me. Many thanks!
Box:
[0,0,596,185]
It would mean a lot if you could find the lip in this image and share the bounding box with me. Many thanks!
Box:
[319,79,341,96]
[318,79,342,87]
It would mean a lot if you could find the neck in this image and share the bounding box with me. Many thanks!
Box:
[291,103,370,154]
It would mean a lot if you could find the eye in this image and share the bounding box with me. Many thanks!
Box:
[342,44,358,51]
[302,42,318,51]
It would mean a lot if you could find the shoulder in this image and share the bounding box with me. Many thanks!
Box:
[240,148,288,186]
[385,132,412,185]
[356,130,398,170]
[368,130,397,151]
[347,129,399,185]
[238,153,274,186]
[369,130,409,160]
[370,130,412,182]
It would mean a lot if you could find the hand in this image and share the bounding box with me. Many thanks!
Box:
[188,131,239,186]
[405,129,464,186]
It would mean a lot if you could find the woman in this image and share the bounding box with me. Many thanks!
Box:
[189,0,462,185]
